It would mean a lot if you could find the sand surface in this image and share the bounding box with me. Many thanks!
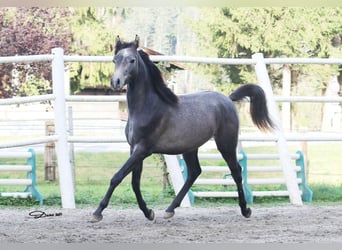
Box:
[0,204,341,243]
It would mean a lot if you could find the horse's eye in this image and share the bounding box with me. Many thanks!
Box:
[127,56,135,64]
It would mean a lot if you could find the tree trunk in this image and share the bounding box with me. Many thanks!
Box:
[44,121,56,181]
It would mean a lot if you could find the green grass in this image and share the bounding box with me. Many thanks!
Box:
[0,142,341,208]
[0,152,174,208]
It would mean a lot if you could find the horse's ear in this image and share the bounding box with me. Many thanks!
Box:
[114,35,121,54]
[134,35,140,49]
[115,35,121,46]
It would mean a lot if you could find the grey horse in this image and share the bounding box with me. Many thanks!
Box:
[92,35,274,222]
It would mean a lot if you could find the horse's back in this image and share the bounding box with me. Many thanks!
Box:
[153,91,239,153]
[178,91,237,117]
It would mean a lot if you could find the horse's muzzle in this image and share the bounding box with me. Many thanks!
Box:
[111,76,124,90]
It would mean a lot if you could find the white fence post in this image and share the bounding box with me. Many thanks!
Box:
[52,48,76,208]
[163,155,191,207]
[252,53,303,206]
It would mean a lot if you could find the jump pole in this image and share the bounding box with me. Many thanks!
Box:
[52,48,76,208]
[163,155,191,207]
[252,53,303,206]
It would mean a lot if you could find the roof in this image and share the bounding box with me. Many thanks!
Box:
[140,46,185,71]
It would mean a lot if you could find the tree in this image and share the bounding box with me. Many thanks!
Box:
[118,8,181,54]
[191,7,342,130]
[194,8,342,85]
[0,7,73,98]
[68,7,124,93]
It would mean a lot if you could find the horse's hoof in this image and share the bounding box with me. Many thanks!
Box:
[163,211,175,219]
[242,207,252,218]
[90,214,103,223]
[147,209,155,221]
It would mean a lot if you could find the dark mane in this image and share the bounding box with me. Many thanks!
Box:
[138,49,179,105]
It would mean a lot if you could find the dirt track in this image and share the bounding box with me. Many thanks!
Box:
[0,204,341,243]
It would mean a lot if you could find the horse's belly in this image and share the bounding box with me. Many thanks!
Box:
[154,128,214,154]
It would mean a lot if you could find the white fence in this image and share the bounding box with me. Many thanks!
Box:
[1,48,341,208]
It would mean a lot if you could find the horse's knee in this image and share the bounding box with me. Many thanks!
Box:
[110,173,124,187]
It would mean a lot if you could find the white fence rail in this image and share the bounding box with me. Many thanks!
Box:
[0,54,53,64]
[62,54,342,65]
[0,94,55,105]
[1,49,341,208]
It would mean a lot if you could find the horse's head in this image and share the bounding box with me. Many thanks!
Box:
[111,35,140,90]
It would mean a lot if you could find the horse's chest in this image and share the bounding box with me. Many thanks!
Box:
[126,120,135,144]
[126,118,145,145]
[126,114,159,145]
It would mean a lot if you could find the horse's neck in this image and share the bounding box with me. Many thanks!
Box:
[126,78,160,114]
[126,60,165,116]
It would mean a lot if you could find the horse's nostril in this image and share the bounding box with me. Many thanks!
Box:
[111,78,120,89]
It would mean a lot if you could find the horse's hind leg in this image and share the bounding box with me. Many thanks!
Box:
[215,137,252,218]
[164,150,202,219]
[132,162,155,220]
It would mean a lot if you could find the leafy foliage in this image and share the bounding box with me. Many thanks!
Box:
[192,7,342,87]
[0,7,73,98]
[17,76,52,97]
[1,7,341,98]
[68,7,123,93]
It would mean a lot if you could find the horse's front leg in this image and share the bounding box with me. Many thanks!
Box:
[91,146,150,222]
[164,151,201,219]
[132,163,155,221]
